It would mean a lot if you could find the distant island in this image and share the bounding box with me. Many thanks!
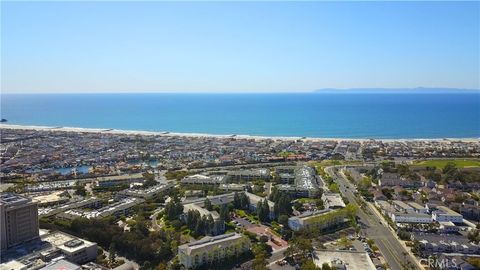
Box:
[314,87,480,94]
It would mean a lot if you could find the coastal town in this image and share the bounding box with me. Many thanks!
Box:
[1,126,479,270]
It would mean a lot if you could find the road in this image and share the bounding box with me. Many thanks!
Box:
[325,166,419,270]
[267,246,289,264]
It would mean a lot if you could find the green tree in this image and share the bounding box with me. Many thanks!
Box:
[257,199,270,222]
[252,243,269,270]
[300,260,321,270]
[278,214,289,227]
[321,263,332,270]
[108,243,116,266]
[74,182,87,196]
[204,198,213,211]
[284,236,313,260]
[220,204,230,222]
[164,199,183,220]
[337,235,351,249]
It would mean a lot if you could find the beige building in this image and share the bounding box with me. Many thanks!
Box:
[0,193,39,251]
[41,231,97,264]
[178,233,250,269]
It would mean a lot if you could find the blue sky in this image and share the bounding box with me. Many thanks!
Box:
[2,1,479,93]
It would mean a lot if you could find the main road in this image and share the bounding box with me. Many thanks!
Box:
[325,166,420,270]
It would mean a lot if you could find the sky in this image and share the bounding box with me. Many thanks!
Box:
[1,1,479,93]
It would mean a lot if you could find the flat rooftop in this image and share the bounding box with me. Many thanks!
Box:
[314,250,376,270]
[436,206,462,217]
[179,233,243,254]
[393,200,414,210]
[41,231,95,253]
[0,193,32,207]
[294,166,318,190]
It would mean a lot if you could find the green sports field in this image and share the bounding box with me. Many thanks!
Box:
[413,159,480,168]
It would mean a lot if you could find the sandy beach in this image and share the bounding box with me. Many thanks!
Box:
[1,124,478,143]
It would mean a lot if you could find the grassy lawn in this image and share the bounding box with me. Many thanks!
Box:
[297,198,316,204]
[413,159,480,168]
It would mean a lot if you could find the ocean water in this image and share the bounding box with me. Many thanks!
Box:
[1,93,479,139]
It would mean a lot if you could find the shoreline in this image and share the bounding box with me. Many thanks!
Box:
[1,124,479,143]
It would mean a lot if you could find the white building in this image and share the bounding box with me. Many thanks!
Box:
[322,193,346,209]
[432,206,463,223]
[244,192,275,219]
[182,203,224,235]
[391,212,432,224]
[181,175,225,185]
[178,233,250,269]
[407,202,428,214]
[392,200,415,213]
[288,208,350,232]
[41,231,97,264]
[313,250,376,270]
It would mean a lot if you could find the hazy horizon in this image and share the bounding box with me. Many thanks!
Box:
[1,87,479,95]
[2,1,479,94]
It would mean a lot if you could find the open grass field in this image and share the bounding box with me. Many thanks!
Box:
[413,159,480,168]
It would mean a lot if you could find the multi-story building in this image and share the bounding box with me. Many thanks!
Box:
[278,165,320,198]
[407,202,428,214]
[392,200,415,213]
[322,193,346,209]
[288,208,349,232]
[0,193,39,251]
[411,233,479,255]
[182,192,235,207]
[0,231,98,268]
[57,198,143,220]
[41,231,97,264]
[244,192,275,219]
[94,174,145,188]
[182,203,225,235]
[178,233,250,269]
[432,206,463,223]
[227,169,271,182]
[390,212,432,224]
[116,182,175,199]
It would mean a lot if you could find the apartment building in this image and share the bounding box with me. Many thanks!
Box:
[182,203,225,235]
[227,169,271,182]
[390,212,432,224]
[181,175,226,186]
[278,165,320,198]
[288,209,347,232]
[432,206,463,223]
[244,192,275,219]
[178,233,250,269]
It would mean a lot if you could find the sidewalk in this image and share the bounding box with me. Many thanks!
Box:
[366,201,425,270]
